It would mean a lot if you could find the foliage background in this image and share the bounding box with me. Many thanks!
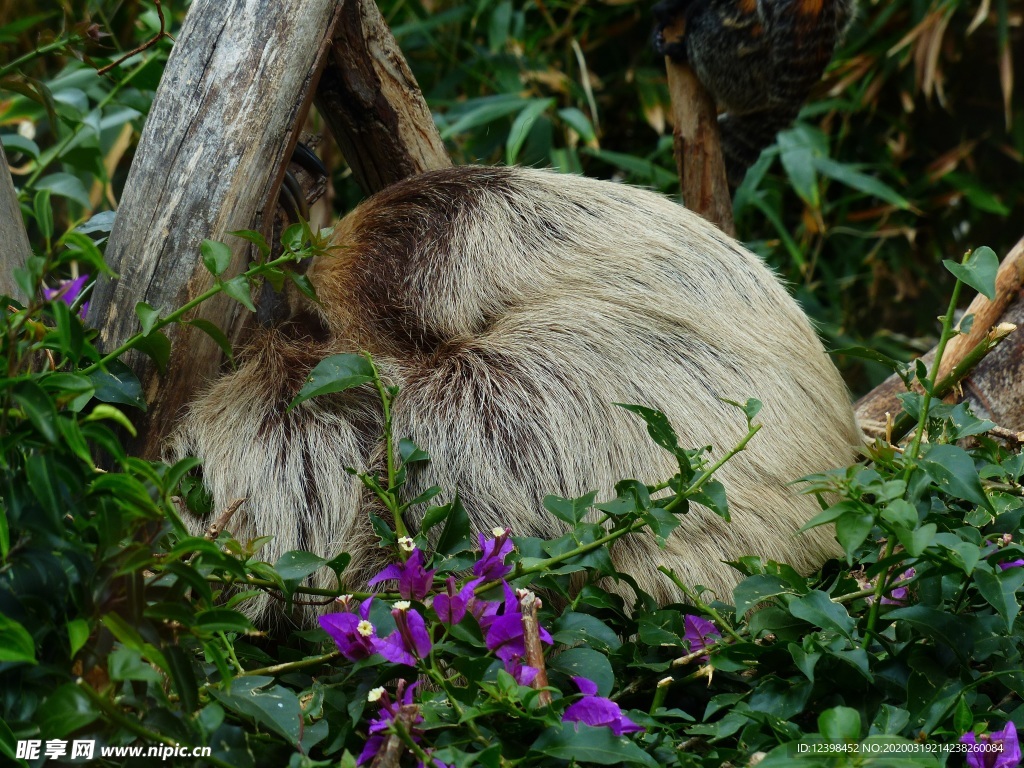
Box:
[1,2,1024,768]
[5,0,1023,391]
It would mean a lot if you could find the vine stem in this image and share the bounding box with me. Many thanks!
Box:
[81,252,299,376]
[905,270,964,464]
[664,423,761,513]
[0,35,82,79]
[366,355,408,540]
[860,537,898,649]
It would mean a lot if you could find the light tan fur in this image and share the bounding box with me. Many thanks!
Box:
[169,166,860,624]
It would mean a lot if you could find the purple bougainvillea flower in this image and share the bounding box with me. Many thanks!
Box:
[960,721,1021,768]
[368,548,436,601]
[433,575,482,625]
[376,603,432,666]
[319,597,377,661]
[684,615,721,659]
[473,527,514,582]
[43,274,90,318]
[879,568,916,606]
[504,657,539,686]
[482,585,552,663]
[998,559,1024,571]
[358,682,450,768]
[358,681,418,765]
[562,677,644,736]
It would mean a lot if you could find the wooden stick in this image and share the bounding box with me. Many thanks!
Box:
[661,16,735,236]
[0,145,30,301]
[855,237,1024,433]
[519,590,552,706]
[315,0,452,195]
[88,0,344,459]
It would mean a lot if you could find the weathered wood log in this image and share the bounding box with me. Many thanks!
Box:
[0,144,31,300]
[88,0,343,459]
[855,237,1024,434]
[660,16,735,236]
[315,0,451,195]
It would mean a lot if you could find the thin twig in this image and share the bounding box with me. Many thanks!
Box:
[97,0,173,75]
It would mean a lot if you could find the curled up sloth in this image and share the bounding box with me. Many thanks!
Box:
[169,165,861,625]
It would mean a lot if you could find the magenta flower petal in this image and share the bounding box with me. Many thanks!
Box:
[319,597,378,661]
[358,682,425,766]
[562,677,644,736]
[473,529,514,581]
[43,274,90,319]
[368,549,436,601]
[684,615,721,658]
[572,676,598,696]
[434,576,481,625]
[961,721,1021,768]
[375,606,432,666]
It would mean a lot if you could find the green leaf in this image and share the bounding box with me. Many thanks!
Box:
[188,318,234,365]
[133,329,171,373]
[883,605,972,658]
[109,647,164,683]
[165,644,199,714]
[530,724,657,767]
[288,271,319,303]
[12,380,59,443]
[222,275,256,312]
[35,172,90,208]
[975,565,1024,633]
[832,346,909,375]
[196,609,256,634]
[881,500,918,530]
[918,443,994,513]
[819,705,862,743]
[543,492,596,526]
[0,614,36,664]
[209,678,303,746]
[440,95,531,139]
[787,591,856,639]
[35,684,97,739]
[67,618,90,657]
[895,522,936,557]
[507,98,555,165]
[26,452,61,527]
[435,495,474,556]
[558,107,597,143]
[201,239,233,276]
[813,157,910,208]
[550,647,615,696]
[83,403,137,436]
[778,129,820,209]
[551,612,622,653]
[835,510,875,560]
[87,361,146,409]
[275,550,328,595]
[692,480,729,522]
[288,353,375,410]
[134,302,162,337]
[616,403,685,460]
[230,228,271,259]
[33,188,52,239]
[733,575,801,616]
[943,246,999,300]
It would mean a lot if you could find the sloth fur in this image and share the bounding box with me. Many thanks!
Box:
[170,165,860,624]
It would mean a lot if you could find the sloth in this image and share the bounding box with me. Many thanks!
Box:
[170,165,860,624]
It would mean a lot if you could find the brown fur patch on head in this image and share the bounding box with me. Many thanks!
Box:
[309,167,517,356]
